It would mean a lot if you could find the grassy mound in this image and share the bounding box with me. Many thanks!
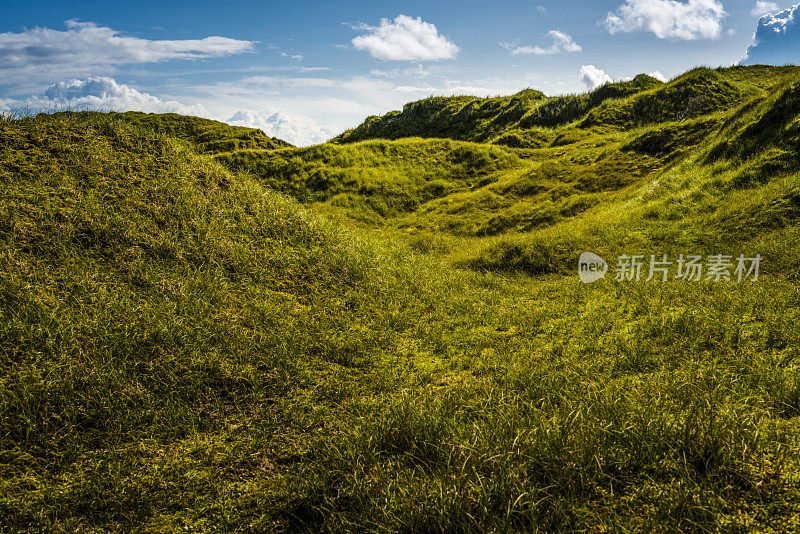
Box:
[581,68,743,130]
[215,139,520,223]
[465,68,800,277]
[103,111,292,153]
[333,89,547,145]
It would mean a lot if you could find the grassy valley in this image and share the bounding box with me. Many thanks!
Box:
[2,65,800,532]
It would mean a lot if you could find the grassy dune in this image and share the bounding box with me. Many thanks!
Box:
[1,65,800,532]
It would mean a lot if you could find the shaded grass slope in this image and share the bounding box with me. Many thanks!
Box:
[0,112,448,530]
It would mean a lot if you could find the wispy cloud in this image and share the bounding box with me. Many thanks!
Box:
[751,1,780,16]
[369,64,429,79]
[500,31,582,55]
[394,85,438,92]
[350,15,458,61]
[0,20,256,85]
[603,0,726,40]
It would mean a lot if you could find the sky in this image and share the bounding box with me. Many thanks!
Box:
[1,0,799,145]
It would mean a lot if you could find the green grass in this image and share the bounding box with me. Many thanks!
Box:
[2,65,800,532]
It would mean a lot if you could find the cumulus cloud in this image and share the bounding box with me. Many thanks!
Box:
[580,65,613,90]
[500,31,582,55]
[27,77,211,116]
[226,109,338,146]
[351,15,458,61]
[751,1,780,16]
[603,0,726,40]
[648,70,668,81]
[743,3,800,64]
[0,20,255,84]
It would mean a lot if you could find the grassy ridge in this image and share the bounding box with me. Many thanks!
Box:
[333,75,665,147]
[68,111,292,154]
[1,66,800,532]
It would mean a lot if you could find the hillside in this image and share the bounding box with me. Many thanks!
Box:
[221,66,800,269]
[104,111,292,153]
[2,65,800,532]
[332,74,665,146]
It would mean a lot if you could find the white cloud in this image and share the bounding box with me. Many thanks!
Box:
[0,20,255,84]
[500,31,582,55]
[603,0,726,40]
[648,70,668,81]
[27,77,211,116]
[236,75,339,90]
[351,15,458,61]
[281,52,304,61]
[370,64,429,79]
[394,85,439,92]
[580,65,613,89]
[0,97,16,113]
[743,3,800,64]
[226,109,337,146]
[751,1,780,16]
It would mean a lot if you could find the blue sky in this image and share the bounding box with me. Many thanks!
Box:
[1,1,799,144]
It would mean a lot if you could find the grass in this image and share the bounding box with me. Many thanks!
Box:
[1,65,800,532]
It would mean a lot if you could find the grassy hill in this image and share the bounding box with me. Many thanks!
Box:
[97,111,292,153]
[332,74,665,147]
[2,65,800,532]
